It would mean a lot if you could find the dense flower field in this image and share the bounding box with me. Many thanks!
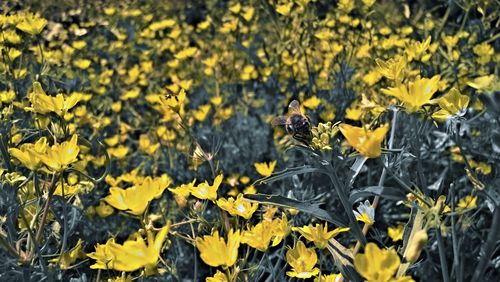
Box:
[0,0,499,281]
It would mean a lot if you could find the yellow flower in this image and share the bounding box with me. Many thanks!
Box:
[382,75,441,112]
[27,82,83,117]
[241,214,290,251]
[467,75,500,94]
[206,270,229,282]
[276,2,294,16]
[292,223,349,249]
[432,88,470,122]
[354,200,375,225]
[196,229,240,268]
[191,174,223,201]
[254,160,277,177]
[49,239,86,269]
[88,224,170,272]
[105,176,171,215]
[303,96,321,110]
[457,195,477,210]
[217,194,259,219]
[376,56,407,82]
[73,58,92,70]
[286,241,320,279]
[95,201,114,218]
[354,243,414,282]
[8,137,48,170]
[315,273,342,282]
[31,135,79,172]
[168,179,196,198]
[339,124,389,158]
[16,14,47,35]
[241,220,275,252]
[387,224,404,242]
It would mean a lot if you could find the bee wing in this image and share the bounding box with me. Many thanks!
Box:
[271,116,290,126]
[288,100,302,115]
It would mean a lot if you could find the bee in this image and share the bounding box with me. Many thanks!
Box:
[272,100,312,144]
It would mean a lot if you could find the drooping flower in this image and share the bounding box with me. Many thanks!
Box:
[88,224,170,272]
[457,195,477,210]
[8,137,48,170]
[196,229,240,268]
[381,75,441,112]
[286,241,320,279]
[354,243,414,282]
[254,160,277,177]
[339,124,389,158]
[292,223,349,249]
[217,194,259,219]
[432,88,470,122]
[105,176,171,215]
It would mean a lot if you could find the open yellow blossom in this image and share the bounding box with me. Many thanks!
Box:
[292,223,349,249]
[432,88,470,122]
[27,82,83,117]
[31,135,79,172]
[16,14,47,35]
[339,124,389,158]
[254,160,277,177]
[467,74,500,94]
[382,75,441,112]
[286,241,320,279]
[354,243,414,282]
[191,174,223,201]
[206,270,229,282]
[105,176,171,215]
[241,214,290,251]
[457,195,477,210]
[8,137,48,170]
[88,224,170,272]
[217,194,259,219]
[196,229,240,268]
[50,239,86,269]
[376,56,406,82]
[387,224,404,242]
[315,273,342,282]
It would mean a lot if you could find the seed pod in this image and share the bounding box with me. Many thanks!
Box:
[405,229,428,263]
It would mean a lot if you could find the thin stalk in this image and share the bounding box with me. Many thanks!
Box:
[472,205,500,281]
[35,172,58,243]
[436,226,450,282]
[351,109,399,256]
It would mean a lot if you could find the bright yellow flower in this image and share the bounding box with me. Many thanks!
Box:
[105,176,171,215]
[95,201,114,218]
[432,88,470,122]
[314,273,342,282]
[49,239,86,269]
[27,82,83,117]
[375,56,406,82]
[217,194,259,219]
[8,137,48,170]
[354,243,414,282]
[292,223,349,249]
[381,75,441,112]
[339,124,389,158]
[457,195,477,210]
[276,2,294,16]
[254,160,277,177]
[191,174,223,201]
[241,220,275,252]
[467,75,500,94]
[73,58,92,70]
[88,224,170,272]
[168,179,196,198]
[241,214,290,251]
[206,270,229,282]
[387,224,404,242]
[303,96,321,110]
[16,14,47,35]
[196,229,240,268]
[31,135,79,172]
[286,241,320,279]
